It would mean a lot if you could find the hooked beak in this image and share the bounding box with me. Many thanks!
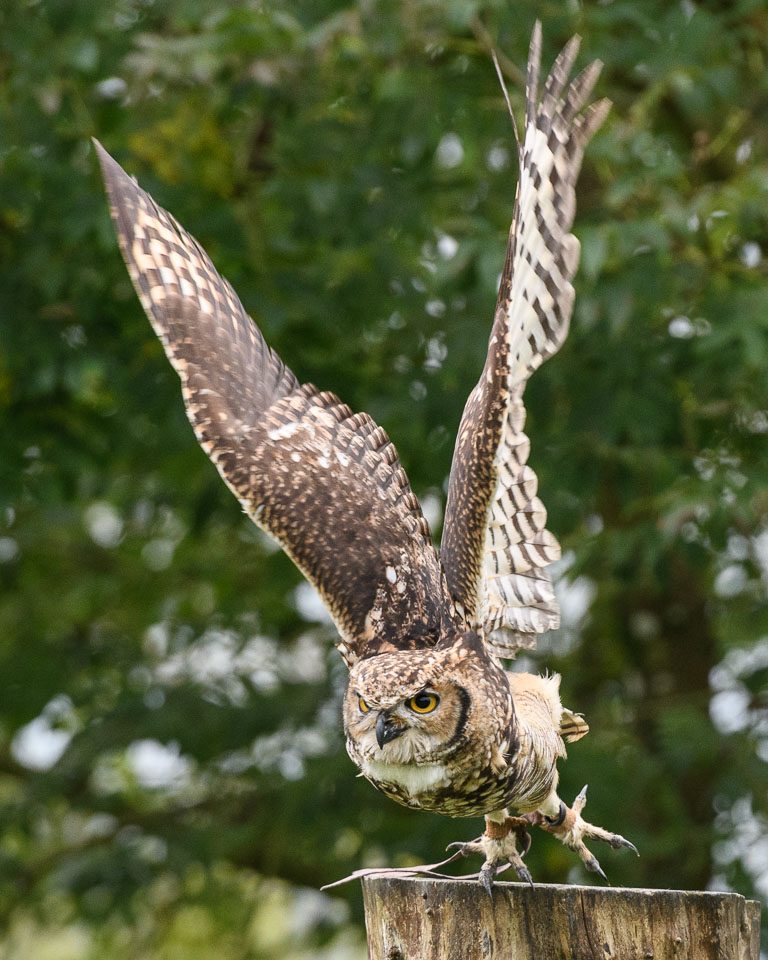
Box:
[376,711,406,749]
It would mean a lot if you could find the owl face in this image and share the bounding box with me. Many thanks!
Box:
[343,671,470,766]
[342,638,511,769]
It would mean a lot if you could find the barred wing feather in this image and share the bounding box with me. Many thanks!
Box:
[95,142,453,667]
[440,24,610,656]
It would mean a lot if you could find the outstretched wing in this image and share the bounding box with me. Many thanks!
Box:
[440,24,610,657]
[95,142,454,667]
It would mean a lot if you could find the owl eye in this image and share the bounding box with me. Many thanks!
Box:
[358,697,370,713]
[407,692,440,714]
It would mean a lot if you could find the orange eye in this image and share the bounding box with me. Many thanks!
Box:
[407,692,439,714]
[358,697,370,713]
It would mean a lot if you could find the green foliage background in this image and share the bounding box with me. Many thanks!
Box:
[2,0,768,955]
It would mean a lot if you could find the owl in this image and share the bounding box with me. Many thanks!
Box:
[96,22,636,891]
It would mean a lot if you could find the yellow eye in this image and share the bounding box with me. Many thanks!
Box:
[407,692,440,714]
[358,697,370,713]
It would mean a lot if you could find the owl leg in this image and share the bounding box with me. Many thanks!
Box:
[530,785,638,881]
[446,810,533,893]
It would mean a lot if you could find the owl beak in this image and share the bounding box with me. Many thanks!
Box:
[376,711,405,749]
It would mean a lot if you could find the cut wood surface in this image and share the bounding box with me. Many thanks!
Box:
[362,877,761,960]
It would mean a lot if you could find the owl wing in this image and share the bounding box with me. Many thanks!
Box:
[95,142,454,667]
[440,24,610,657]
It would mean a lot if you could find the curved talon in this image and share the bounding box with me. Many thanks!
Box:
[479,863,496,896]
[514,861,533,887]
[612,836,639,856]
[516,825,532,858]
[573,784,589,814]
[544,800,567,826]
[446,840,483,857]
[585,855,608,883]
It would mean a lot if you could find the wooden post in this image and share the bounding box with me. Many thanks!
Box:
[362,877,761,960]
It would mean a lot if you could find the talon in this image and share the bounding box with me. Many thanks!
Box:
[517,828,532,858]
[583,825,638,857]
[446,840,482,857]
[479,864,496,895]
[514,862,533,887]
[573,784,588,814]
[615,836,639,856]
[585,856,608,882]
[544,800,567,826]
[503,815,532,857]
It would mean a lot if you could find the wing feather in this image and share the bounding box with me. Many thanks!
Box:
[441,25,610,655]
[96,142,453,666]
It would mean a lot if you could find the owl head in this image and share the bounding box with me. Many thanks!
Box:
[342,631,511,767]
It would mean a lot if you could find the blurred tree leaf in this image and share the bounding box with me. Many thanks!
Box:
[2,0,768,956]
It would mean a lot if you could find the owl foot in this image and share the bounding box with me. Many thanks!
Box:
[531,785,638,882]
[447,812,532,893]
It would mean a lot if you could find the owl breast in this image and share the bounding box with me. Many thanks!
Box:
[354,747,519,818]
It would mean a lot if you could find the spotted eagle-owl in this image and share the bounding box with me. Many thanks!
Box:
[96,23,636,889]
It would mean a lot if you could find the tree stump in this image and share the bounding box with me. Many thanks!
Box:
[361,877,761,960]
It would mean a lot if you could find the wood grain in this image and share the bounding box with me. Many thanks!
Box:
[362,877,761,960]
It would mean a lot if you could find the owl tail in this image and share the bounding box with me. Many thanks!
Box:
[560,707,589,743]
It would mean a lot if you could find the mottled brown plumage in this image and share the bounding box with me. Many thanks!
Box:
[96,23,636,888]
[95,143,453,668]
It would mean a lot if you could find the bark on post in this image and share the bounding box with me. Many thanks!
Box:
[362,877,761,960]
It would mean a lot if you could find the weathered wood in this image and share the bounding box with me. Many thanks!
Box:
[362,877,761,960]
